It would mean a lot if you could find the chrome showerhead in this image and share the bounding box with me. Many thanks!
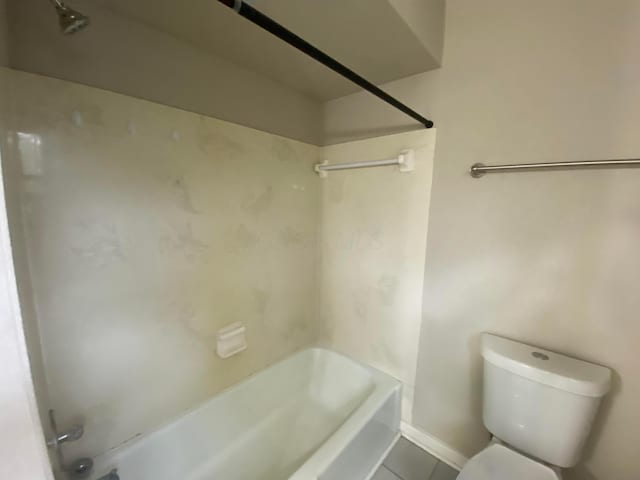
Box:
[50,0,90,35]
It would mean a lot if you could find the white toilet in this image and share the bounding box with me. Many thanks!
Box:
[457,333,612,480]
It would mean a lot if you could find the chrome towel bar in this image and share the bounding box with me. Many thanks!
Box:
[470,159,640,178]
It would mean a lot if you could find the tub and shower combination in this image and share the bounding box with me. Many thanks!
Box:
[89,349,401,480]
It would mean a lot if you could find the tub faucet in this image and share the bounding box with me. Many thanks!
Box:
[46,410,94,478]
[47,410,84,448]
[47,423,84,447]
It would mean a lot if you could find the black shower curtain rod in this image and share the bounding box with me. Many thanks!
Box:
[216,0,434,129]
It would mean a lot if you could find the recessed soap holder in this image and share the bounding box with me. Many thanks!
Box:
[216,322,247,359]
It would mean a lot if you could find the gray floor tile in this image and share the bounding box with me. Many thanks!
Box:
[371,466,402,480]
[383,437,439,480]
[429,461,459,480]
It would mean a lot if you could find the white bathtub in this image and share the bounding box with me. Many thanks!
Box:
[89,348,401,480]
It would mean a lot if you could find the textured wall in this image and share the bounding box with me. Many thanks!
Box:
[319,130,435,425]
[324,1,640,479]
[1,68,320,460]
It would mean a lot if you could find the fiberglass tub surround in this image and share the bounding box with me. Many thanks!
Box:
[89,349,401,480]
[0,67,320,460]
[0,67,434,479]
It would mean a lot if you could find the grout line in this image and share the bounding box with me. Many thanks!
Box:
[383,462,405,480]
[426,460,440,480]
[383,437,440,480]
[400,422,467,470]
[384,466,403,480]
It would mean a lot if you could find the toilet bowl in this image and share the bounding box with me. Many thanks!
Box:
[456,333,611,480]
[458,441,561,480]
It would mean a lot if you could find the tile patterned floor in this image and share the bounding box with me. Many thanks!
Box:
[372,437,459,480]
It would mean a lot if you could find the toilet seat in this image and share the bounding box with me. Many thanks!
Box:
[457,443,561,480]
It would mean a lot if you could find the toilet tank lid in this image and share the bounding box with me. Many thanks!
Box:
[481,334,612,397]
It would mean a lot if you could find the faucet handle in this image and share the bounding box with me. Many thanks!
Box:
[47,409,84,447]
[55,423,84,444]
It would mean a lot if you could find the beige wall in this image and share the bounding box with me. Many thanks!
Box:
[319,130,435,426]
[1,68,320,464]
[5,1,640,477]
[7,0,323,145]
[389,0,445,65]
[324,1,640,479]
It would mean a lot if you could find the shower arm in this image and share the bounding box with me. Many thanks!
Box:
[215,0,434,129]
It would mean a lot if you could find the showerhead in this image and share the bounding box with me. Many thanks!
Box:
[50,0,90,35]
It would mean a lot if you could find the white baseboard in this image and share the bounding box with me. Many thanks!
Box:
[400,422,468,471]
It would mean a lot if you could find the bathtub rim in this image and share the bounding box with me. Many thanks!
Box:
[90,346,401,479]
[289,349,401,480]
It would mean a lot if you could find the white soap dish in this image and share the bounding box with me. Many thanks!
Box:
[216,322,247,359]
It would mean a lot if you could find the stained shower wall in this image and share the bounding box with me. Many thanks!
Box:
[0,67,321,459]
[318,130,435,424]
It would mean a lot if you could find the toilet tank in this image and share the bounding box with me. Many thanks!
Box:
[481,334,611,468]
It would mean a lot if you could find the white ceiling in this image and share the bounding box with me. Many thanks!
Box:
[99,0,442,101]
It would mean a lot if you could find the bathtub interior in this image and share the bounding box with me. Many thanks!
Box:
[90,349,380,480]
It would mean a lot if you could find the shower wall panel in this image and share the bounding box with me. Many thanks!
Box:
[318,130,435,424]
[0,67,321,457]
